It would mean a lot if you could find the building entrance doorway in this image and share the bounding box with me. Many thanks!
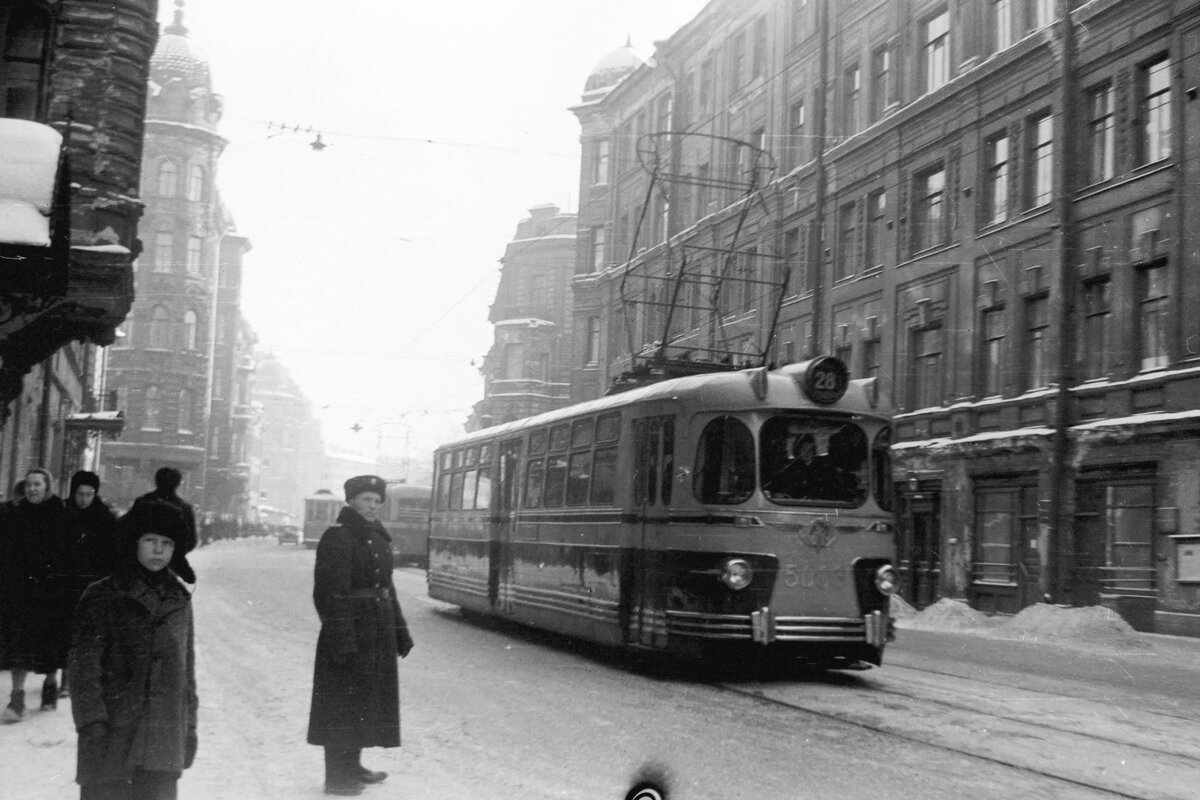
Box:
[899,491,941,610]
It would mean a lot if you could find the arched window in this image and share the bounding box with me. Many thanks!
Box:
[149,305,170,349]
[1,2,53,119]
[143,386,162,430]
[182,309,198,350]
[187,164,205,202]
[178,388,194,432]
[154,230,174,272]
[157,160,177,197]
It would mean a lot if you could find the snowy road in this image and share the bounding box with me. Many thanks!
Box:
[4,538,1198,799]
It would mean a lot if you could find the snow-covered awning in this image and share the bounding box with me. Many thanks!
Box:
[64,410,126,435]
[0,119,63,247]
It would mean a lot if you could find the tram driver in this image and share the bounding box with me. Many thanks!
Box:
[763,422,863,503]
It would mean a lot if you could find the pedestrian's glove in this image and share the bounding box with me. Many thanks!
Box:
[397,630,414,659]
[79,721,109,745]
[185,732,198,769]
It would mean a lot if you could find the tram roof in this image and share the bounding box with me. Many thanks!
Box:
[439,361,888,451]
[385,482,433,498]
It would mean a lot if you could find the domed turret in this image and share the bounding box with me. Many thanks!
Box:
[147,1,222,128]
[581,39,647,103]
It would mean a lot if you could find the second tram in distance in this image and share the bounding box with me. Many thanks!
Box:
[428,356,898,668]
[304,482,432,566]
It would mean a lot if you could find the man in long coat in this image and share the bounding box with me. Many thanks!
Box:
[307,475,414,797]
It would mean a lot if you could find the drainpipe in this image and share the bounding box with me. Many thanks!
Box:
[1047,0,1079,603]
[199,229,226,515]
[809,0,830,355]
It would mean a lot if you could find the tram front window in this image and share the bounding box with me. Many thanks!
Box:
[761,417,868,505]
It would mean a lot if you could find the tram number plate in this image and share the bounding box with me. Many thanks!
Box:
[783,564,846,589]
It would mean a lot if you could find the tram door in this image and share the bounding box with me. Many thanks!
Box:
[628,415,674,647]
[491,438,522,613]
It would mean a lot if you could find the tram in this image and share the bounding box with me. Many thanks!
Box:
[380,481,432,567]
[428,356,898,668]
[302,489,342,549]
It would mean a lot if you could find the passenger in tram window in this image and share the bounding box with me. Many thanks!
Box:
[764,430,834,500]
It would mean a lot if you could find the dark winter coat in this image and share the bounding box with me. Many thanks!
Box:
[307,506,414,749]
[0,495,67,671]
[69,566,197,785]
[47,497,119,667]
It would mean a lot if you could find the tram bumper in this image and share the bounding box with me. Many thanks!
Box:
[749,607,890,647]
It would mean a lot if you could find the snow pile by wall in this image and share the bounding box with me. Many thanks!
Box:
[889,595,918,620]
[901,598,998,631]
[1004,603,1150,651]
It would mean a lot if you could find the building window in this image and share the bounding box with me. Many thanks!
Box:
[1139,263,1168,370]
[187,164,205,202]
[178,388,194,432]
[752,17,767,79]
[186,236,202,275]
[1024,295,1049,389]
[864,190,887,271]
[910,325,942,409]
[783,227,801,295]
[789,99,806,167]
[149,305,170,349]
[1030,0,1055,29]
[791,0,811,47]
[699,56,714,115]
[157,161,177,197]
[1073,480,1156,602]
[980,307,1006,396]
[1140,56,1171,165]
[591,226,606,272]
[922,10,950,94]
[182,309,198,351]
[1026,112,1053,208]
[974,484,1037,586]
[154,231,174,272]
[843,63,861,136]
[0,2,52,119]
[836,201,857,280]
[870,45,894,122]
[1087,83,1115,183]
[984,133,1009,225]
[730,29,747,91]
[913,166,946,252]
[592,138,610,185]
[992,0,1014,51]
[1081,278,1111,380]
[584,316,600,366]
[142,386,162,430]
[863,335,882,379]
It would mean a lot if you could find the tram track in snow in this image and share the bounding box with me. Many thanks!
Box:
[712,664,1198,800]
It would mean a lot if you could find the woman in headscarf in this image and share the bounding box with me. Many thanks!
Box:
[0,468,67,722]
[307,475,414,796]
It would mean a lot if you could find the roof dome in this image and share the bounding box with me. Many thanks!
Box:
[582,41,646,97]
[150,1,211,91]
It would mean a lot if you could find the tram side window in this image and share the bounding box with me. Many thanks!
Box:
[544,454,568,507]
[449,470,465,511]
[476,468,492,509]
[566,450,592,506]
[524,459,545,508]
[590,446,618,505]
[693,416,755,505]
[436,468,450,510]
[873,427,894,511]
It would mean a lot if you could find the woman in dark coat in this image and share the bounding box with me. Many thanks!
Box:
[307,475,414,797]
[1,467,67,722]
[70,499,197,800]
[54,470,119,701]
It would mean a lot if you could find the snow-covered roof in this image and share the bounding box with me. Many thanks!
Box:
[0,118,62,247]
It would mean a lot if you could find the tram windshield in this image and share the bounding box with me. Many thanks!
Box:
[760,416,868,505]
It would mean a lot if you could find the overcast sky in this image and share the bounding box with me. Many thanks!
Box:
[163,1,708,461]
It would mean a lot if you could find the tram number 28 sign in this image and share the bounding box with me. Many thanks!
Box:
[801,356,850,404]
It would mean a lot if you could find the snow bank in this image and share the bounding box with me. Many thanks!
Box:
[893,597,1151,651]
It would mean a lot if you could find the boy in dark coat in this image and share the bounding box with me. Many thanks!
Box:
[307,475,414,796]
[130,467,197,584]
[70,500,198,800]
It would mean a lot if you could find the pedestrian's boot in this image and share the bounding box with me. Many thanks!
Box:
[324,748,364,796]
[40,676,58,711]
[1,690,25,723]
[353,760,387,784]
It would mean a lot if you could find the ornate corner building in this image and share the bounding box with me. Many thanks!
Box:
[101,4,257,521]
[470,204,578,430]
[1,0,159,493]
[570,0,1200,635]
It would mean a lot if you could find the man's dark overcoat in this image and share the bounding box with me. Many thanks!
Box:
[0,495,67,671]
[69,567,197,785]
[307,506,413,749]
[49,497,119,667]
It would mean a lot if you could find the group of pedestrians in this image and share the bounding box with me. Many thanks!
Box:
[1,468,414,798]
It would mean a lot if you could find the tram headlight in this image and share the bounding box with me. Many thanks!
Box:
[874,564,898,596]
[720,558,753,590]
